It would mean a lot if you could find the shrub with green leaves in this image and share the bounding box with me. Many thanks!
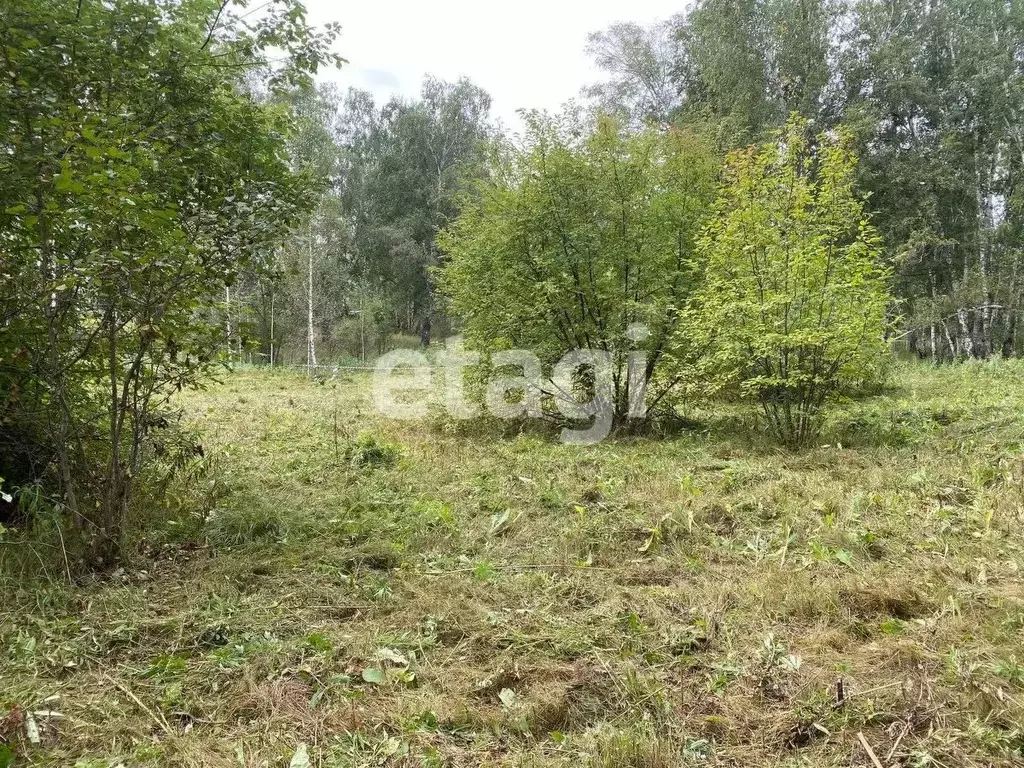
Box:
[437,112,718,425]
[694,117,892,446]
[0,0,340,567]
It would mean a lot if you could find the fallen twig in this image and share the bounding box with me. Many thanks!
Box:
[886,719,912,762]
[857,731,884,768]
[106,675,173,737]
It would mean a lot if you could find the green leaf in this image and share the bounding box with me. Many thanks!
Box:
[879,619,905,636]
[361,667,386,685]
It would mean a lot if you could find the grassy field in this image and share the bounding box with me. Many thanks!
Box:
[2,362,1024,767]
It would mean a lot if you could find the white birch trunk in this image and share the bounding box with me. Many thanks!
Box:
[269,291,275,367]
[225,287,232,361]
[957,308,975,359]
[307,238,317,370]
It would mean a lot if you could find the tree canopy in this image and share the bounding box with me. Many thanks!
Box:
[581,0,1024,362]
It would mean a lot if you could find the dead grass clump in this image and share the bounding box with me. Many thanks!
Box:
[558,664,626,730]
[223,676,315,726]
[838,579,935,620]
[338,544,402,573]
[472,667,523,699]
[523,683,572,736]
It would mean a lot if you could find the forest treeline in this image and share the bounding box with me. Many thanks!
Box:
[239,0,1024,366]
[230,75,493,364]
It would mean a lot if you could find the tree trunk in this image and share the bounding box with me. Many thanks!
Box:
[1003,311,1016,358]
[269,290,275,367]
[225,286,232,361]
[942,321,957,359]
[307,238,316,369]
[957,308,975,359]
[929,271,938,361]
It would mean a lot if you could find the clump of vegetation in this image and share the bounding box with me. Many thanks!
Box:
[437,112,718,425]
[438,115,890,447]
[205,504,288,548]
[346,431,402,469]
[694,118,891,446]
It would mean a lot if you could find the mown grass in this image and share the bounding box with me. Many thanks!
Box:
[2,361,1024,767]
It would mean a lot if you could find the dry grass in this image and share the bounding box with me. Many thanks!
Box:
[2,360,1024,766]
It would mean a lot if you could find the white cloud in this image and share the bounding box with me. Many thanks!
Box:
[304,0,684,128]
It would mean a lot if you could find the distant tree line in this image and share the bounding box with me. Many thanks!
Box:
[228,0,1024,367]
[227,77,493,365]
[582,0,1024,362]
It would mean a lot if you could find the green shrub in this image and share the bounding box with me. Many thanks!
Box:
[438,112,718,425]
[694,117,892,447]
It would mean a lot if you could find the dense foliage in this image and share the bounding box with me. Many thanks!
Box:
[223,77,494,363]
[213,0,1024,368]
[0,0,340,565]
[583,0,1024,361]
[437,114,718,424]
[695,119,891,445]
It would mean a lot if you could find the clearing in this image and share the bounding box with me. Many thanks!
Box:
[2,362,1024,767]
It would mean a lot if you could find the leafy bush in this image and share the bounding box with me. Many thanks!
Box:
[694,117,892,446]
[0,0,339,567]
[438,112,718,425]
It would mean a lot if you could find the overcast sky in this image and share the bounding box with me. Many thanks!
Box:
[303,0,686,130]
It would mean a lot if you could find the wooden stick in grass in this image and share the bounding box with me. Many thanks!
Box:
[857,731,884,768]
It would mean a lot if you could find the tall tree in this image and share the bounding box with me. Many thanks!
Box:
[676,0,837,145]
[345,77,493,339]
[582,18,685,124]
[584,0,837,146]
[676,0,779,143]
